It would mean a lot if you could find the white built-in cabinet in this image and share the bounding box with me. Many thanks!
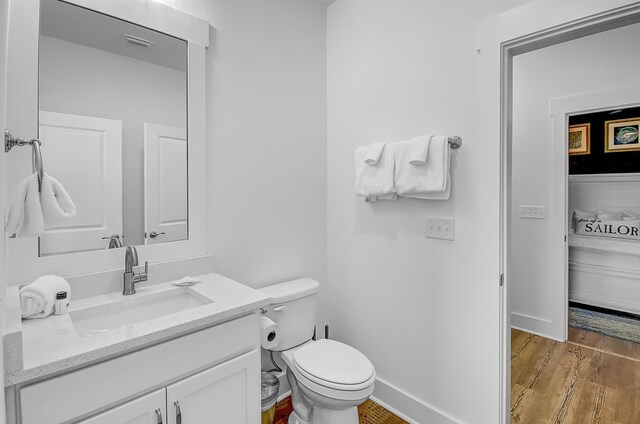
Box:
[13,315,261,424]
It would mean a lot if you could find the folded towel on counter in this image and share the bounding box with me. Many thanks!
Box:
[395,135,451,199]
[354,143,396,199]
[6,173,45,238]
[40,173,76,227]
[20,275,71,319]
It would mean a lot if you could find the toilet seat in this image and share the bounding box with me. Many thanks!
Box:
[292,339,375,392]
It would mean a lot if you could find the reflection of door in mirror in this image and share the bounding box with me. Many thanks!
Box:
[38,0,188,255]
[144,123,188,244]
[39,112,123,256]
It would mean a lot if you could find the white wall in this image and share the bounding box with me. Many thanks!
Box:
[155,0,328,290]
[39,36,186,247]
[0,0,10,421]
[326,1,528,422]
[510,23,640,337]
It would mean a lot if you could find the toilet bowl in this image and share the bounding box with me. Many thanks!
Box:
[259,279,375,424]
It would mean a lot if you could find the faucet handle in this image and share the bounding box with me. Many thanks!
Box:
[141,261,149,282]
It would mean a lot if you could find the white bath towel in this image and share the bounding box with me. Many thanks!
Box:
[40,173,76,227]
[20,275,71,319]
[404,178,451,200]
[395,135,451,199]
[354,143,396,199]
[6,173,45,238]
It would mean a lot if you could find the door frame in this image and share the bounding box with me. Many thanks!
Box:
[549,86,640,326]
[476,1,640,423]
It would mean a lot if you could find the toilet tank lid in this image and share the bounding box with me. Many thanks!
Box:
[260,278,320,304]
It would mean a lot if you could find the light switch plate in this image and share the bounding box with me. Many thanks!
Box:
[425,217,455,240]
[520,206,546,219]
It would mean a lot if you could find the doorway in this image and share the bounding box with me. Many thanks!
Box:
[477,1,640,423]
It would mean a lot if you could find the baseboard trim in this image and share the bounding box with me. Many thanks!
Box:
[372,377,460,424]
[277,390,291,403]
[510,312,564,342]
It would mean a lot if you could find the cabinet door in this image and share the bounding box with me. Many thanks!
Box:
[78,389,166,424]
[166,350,260,424]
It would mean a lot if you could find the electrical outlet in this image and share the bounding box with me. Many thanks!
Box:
[425,217,455,240]
[520,205,546,219]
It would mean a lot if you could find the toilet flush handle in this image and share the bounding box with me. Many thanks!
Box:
[272,305,286,312]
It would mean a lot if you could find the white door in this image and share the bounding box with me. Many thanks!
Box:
[166,350,261,424]
[38,111,123,255]
[77,389,166,424]
[144,123,187,244]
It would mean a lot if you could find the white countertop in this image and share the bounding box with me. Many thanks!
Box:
[4,272,270,386]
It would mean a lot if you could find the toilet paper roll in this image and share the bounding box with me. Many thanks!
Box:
[260,316,281,349]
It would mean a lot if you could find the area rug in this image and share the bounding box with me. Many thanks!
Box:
[569,305,640,344]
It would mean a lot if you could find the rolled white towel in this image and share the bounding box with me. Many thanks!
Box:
[20,275,71,319]
[40,173,76,227]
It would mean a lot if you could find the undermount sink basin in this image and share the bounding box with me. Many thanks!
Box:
[70,288,211,337]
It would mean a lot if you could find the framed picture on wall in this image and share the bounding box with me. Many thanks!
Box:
[605,117,640,152]
[568,123,590,155]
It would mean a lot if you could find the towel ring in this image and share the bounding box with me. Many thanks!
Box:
[5,129,44,192]
[31,139,44,191]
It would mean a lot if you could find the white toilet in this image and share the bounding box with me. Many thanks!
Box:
[260,278,375,424]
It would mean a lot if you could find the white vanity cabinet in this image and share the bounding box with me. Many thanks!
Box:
[165,351,259,424]
[77,389,166,424]
[15,314,262,424]
[77,351,259,424]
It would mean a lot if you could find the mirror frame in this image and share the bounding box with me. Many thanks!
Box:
[5,0,209,283]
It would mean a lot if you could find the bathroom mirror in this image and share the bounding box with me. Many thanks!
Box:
[37,0,188,256]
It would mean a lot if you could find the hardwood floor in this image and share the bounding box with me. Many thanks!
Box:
[568,327,640,362]
[511,329,640,424]
[274,397,407,424]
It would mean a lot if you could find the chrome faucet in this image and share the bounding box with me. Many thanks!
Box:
[102,234,123,249]
[123,245,148,295]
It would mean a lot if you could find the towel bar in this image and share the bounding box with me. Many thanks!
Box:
[5,129,44,192]
[364,135,462,202]
[447,135,462,149]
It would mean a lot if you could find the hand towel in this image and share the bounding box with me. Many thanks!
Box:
[20,275,71,319]
[395,135,451,199]
[403,135,432,165]
[40,173,76,227]
[360,142,385,165]
[6,173,45,238]
[354,143,396,199]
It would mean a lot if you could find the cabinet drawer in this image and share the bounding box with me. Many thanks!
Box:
[20,314,259,424]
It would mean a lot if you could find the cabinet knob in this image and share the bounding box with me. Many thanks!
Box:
[174,401,182,424]
[155,408,163,424]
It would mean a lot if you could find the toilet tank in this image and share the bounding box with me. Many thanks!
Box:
[259,278,320,351]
